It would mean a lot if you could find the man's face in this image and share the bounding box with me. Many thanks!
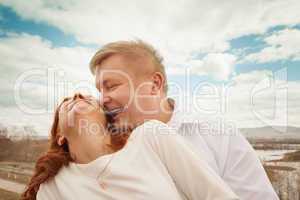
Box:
[95,54,155,131]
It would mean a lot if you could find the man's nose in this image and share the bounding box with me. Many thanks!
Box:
[99,95,111,106]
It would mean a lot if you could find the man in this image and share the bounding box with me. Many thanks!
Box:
[89,40,279,200]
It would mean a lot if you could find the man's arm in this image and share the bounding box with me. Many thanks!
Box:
[220,130,279,200]
[140,120,239,200]
[179,122,279,200]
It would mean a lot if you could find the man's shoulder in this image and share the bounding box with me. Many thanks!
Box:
[178,120,242,139]
[177,120,253,157]
[134,119,179,142]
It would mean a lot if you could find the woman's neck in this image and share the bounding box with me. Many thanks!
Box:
[68,131,113,164]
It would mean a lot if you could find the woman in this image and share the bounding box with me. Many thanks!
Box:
[21,93,238,200]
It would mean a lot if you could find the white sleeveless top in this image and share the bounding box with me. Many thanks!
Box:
[37,120,238,200]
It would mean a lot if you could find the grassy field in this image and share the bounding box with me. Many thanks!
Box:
[0,188,19,200]
[0,161,33,184]
[0,135,299,199]
[280,150,300,161]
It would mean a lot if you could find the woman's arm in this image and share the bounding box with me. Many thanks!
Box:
[138,120,239,200]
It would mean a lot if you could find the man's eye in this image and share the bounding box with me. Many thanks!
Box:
[107,84,118,90]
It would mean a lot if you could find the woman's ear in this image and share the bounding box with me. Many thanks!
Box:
[151,72,164,95]
[57,135,66,146]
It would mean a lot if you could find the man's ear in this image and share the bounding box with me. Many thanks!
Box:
[57,135,66,146]
[150,72,164,95]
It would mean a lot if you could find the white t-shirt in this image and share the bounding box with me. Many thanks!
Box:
[167,102,279,200]
[37,120,238,200]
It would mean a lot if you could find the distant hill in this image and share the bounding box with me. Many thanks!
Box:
[240,126,300,140]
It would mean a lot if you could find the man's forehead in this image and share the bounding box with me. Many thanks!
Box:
[97,66,128,75]
[95,62,140,85]
[95,56,133,75]
[96,68,130,81]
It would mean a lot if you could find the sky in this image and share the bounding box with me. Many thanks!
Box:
[0,0,300,136]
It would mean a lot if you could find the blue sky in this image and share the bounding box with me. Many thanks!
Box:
[1,4,299,81]
[0,5,78,47]
[0,1,299,135]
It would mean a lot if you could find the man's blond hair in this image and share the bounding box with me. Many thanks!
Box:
[89,40,168,93]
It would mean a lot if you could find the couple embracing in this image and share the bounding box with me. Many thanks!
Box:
[21,40,278,200]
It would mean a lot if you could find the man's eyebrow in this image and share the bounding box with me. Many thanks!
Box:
[96,79,109,90]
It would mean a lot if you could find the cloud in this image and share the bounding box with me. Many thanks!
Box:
[228,69,300,127]
[1,0,300,66]
[231,70,273,84]
[189,53,237,80]
[0,32,99,107]
[1,0,300,133]
[176,69,300,128]
[245,28,300,63]
[0,105,53,135]
[0,32,299,133]
[0,32,101,134]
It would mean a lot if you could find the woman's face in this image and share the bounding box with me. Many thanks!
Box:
[58,94,107,139]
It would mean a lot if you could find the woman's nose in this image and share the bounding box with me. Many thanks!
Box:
[73,93,84,100]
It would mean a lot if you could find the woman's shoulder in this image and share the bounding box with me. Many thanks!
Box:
[36,165,71,199]
[37,178,58,199]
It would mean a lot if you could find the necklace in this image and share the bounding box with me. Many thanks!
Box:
[96,154,115,190]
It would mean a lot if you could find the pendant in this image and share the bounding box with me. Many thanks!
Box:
[99,181,107,190]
